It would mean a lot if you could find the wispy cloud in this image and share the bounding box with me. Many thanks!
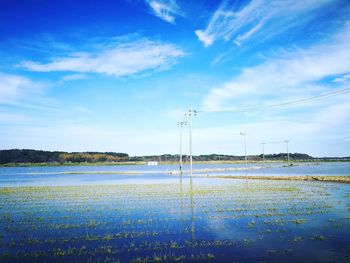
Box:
[0,122,179,155]
[19,38,186,77]
[0,72,58,110]
[2,98,349,156]
[0,112,32,123]
[195,0,332,47]
[202,22,350,112]
[0,73,35,104]
[145,0,183,24]
[192,99,350,156]
[163,108,186,120]
[60,74,87,82]
[73,106,91,113]
[333,74,350,83]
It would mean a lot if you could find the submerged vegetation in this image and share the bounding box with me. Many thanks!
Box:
[0,178,349,262]
[203,175,350,184]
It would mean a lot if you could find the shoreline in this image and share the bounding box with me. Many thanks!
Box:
[1,163,317,175]
[10,165,283,175]
[1,160,350,168]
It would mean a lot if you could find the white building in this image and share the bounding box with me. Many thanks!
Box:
[147,161,158,166]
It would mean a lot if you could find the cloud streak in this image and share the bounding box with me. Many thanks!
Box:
[0,72,58,110]
[0,112,32,123]
[19,38,186,77]
[145,0,183,23]
[202,22,350,112]
[192,99,350,156]
[195,0,332,47]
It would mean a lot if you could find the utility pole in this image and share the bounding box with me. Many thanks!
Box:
[262,142,266,163]
[185,106,197,244]
[284,140,290,165]
[177,121,187,174]
[240,132,248,175]
[186,106,197,177]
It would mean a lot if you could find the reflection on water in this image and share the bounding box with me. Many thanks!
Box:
[0,162,350,186]
[180,173,184,226]
[190,175,195,244]
[1,177,349,262]
[179,173,196,245]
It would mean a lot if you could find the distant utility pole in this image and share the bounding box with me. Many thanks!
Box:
[187,106,197,177]
[261,142,266,163]
[284,140,290,165]
[177,121,187,174]
[240,132,248,174]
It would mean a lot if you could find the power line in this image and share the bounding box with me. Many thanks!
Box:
[200,86,350,114]
[263,140,290,144]
[262,87,350,110]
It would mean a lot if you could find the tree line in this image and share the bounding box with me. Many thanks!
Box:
[0,149,129,164]
[0,149,348,165]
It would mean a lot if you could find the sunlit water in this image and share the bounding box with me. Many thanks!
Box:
[0,162,349,187]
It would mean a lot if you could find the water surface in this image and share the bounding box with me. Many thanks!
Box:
[0,162,349,187]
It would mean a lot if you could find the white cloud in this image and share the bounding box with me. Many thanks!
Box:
[163,108,186,120]
[146,0,183,23]
[188,95,350,157]
[0,122,178,155]
[60,74,87,82]
[194,30,214,48]
[202,23,350,112]
[312,98,350,127]
[0,73,38,104]
[73,106,90,113]
[195,0,332,47]
[0,73,33,104]
[0,112,32,123]
[195,23,350,157]
[19,38,186,77]
[1,95,349,156]
[0,72,59,111]
[333,74,350,83]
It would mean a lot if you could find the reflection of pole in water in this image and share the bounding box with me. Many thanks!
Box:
[177,121,187,174]
[190,175,195,244]
[185,105,196,244]
[261,142,266,164]
[180,173,184,227]
[240,132,248,178]
[284,140,290,165]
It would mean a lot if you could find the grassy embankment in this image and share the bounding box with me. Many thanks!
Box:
[202,175,350,184]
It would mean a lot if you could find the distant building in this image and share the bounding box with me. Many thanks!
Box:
[147,161,158,166]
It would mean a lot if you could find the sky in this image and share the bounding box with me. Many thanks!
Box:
[1,0,350,157]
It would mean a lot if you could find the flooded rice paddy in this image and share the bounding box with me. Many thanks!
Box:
[0,163,350,262]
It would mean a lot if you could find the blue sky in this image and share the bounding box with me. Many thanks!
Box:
[1,0,350,157]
